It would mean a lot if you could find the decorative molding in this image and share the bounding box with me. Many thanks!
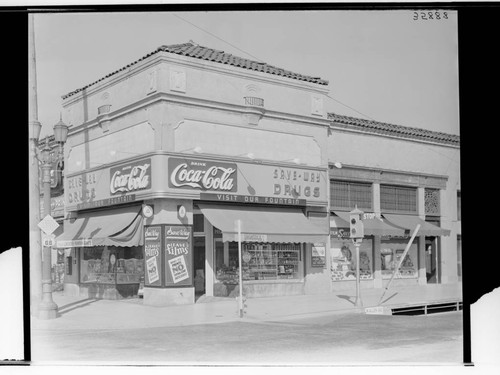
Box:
[169,68,186,93]
[311,95,324,117]
[148,70,157,94]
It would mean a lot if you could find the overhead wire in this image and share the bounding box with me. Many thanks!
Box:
[172,12,461,190]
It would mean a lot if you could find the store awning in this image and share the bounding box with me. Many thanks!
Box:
[55,205,143,248]
[333,211,407,237]
[198,204,328,243]
[382,214,450,237]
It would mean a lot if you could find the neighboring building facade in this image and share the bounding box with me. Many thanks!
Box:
[56,42,332,304]
[327,113,461,290]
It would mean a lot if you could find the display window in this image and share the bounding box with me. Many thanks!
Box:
[242,243,303,281]
[80,245,144,284]
[380,239,418,279]
[214,240,304,283]
[330,237,374,281]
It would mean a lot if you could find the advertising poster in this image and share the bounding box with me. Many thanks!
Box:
[311,243,326,268]
[168,255,189,283]
[144,226,162,286]
[164,225,193,286]
[381,241,418,279]
[330,238,373,281]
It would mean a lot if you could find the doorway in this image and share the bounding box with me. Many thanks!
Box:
[425,237,440,283]
[193,236,206,296]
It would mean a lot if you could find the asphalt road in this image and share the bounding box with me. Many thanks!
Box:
[32,311,463,365]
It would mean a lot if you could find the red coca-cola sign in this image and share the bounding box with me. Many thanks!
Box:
[110,158,152,195]
[168,157,237,192]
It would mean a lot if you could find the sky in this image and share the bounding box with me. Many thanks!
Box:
[32,9,459,138]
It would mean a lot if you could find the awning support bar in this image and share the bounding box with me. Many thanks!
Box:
[378,224,421,305]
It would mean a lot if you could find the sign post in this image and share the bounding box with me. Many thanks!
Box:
[349,206,365,308]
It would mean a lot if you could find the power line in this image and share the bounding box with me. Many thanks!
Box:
[325,94,376,121]
[172,13,264,63]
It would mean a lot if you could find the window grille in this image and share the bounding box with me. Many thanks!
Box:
[425,188,441,216]
[330,180,372,210]
[381,184,417,213]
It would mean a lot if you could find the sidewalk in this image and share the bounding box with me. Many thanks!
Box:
[31,283,462,331]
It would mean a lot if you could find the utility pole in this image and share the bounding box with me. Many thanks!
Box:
[28,13,42,317]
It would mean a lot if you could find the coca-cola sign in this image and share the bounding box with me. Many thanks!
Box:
[110,158,152,195]
[168,157,237,192]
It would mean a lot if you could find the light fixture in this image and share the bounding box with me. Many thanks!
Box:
[29,120,42,141]
[333,162,343,169]
[53,114,69,144]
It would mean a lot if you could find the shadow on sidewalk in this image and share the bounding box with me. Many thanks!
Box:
[380,292,398,305]
[336,295,355,305]
[57,298,99,316]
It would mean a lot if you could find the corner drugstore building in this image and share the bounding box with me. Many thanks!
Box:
[55,42,461,305]
[56,42,332,304]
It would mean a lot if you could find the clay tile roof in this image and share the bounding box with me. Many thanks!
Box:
[62,42,328,99]
[328,112,460,146]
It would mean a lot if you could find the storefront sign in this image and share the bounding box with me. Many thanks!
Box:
[66,171,99,205]
[144,226,162,286]
[76,194,136,210]
[311,243,326,268]
[242,234,268,242]
[168,158,237,192]
[330,228,351,239]
[200,193,306,206]
[40,195,65,218]
[110,159,152,195]
[164,225,193,286]
[56,239,93,248]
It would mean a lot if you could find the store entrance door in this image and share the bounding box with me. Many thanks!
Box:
[425,237,440,283]
[193,236,206,296]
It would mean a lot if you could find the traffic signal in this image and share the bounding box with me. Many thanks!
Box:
[349,207,364,239]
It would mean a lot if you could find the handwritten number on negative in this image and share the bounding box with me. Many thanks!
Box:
[413,11,448,21]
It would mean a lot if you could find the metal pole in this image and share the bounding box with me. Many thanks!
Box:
[354,239,362,307]
[28,13,42,317]
[38,149,58,319]
[237,219,243,318]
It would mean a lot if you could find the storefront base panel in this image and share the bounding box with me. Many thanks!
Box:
[143,287,194,306]
[331,279,375,292]
[63,283,80,297]
[63,282,139,299]
[381,278,419,288]
[80,283,139,299]
[243,282,304,298]
[305,273,331,295]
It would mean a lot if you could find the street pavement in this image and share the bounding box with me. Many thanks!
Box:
[30,283,464,365]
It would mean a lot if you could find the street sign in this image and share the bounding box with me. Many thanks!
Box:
[41,233,55,247]
[38,214,59,235]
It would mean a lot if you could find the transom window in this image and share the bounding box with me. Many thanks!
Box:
[380,184,417,213]
[330,180,372,210]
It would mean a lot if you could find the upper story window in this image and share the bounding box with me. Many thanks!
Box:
[380,184,417,214]
[330,180,372,211]
[457,190,461,221]
[424,188,441,216]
